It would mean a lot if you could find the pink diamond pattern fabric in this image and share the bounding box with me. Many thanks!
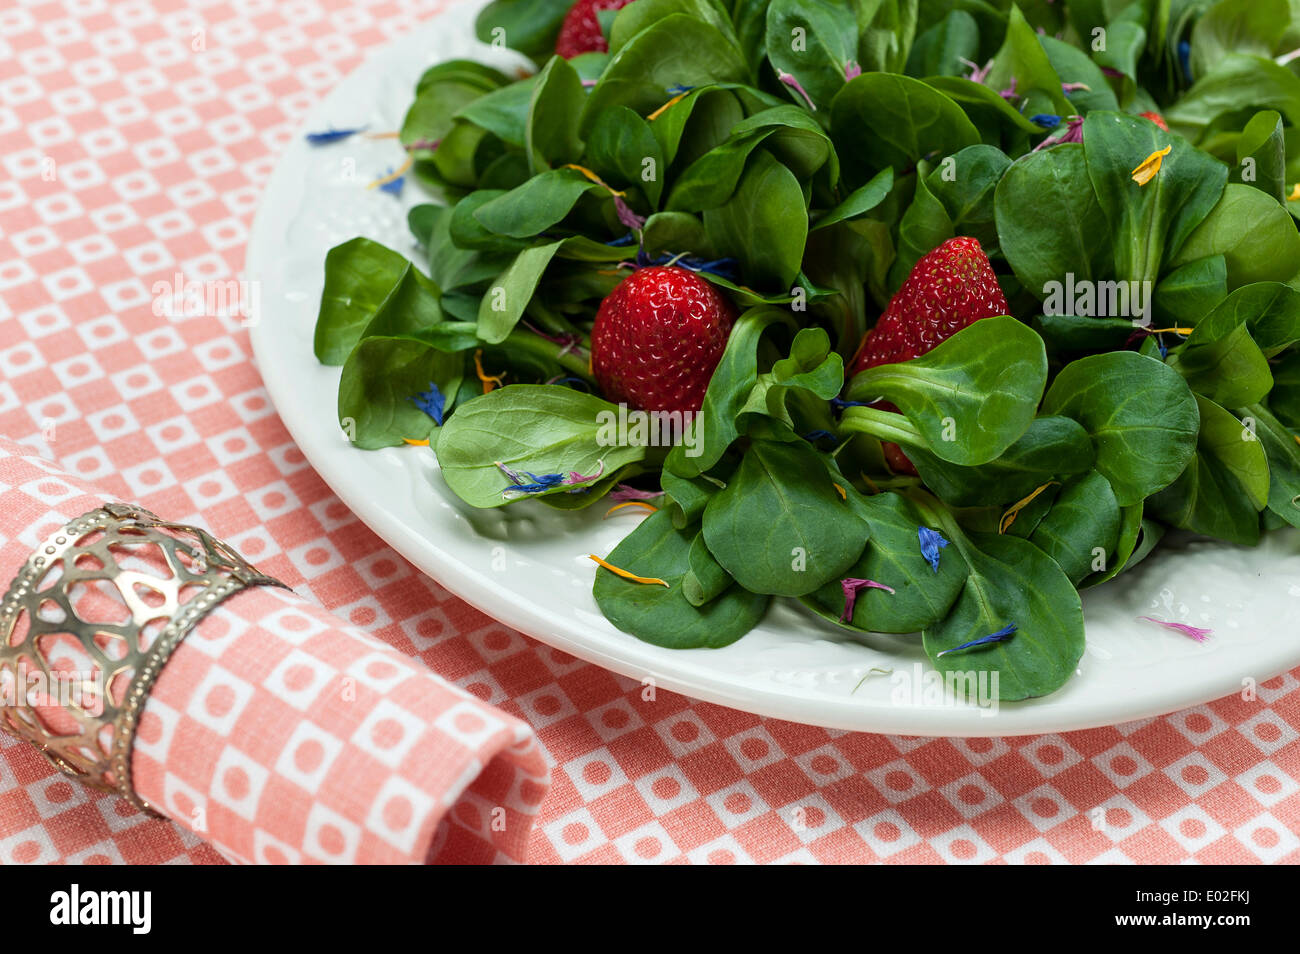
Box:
[0,0,1298,865]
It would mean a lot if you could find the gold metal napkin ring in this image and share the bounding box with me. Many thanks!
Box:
[0,503,288,815]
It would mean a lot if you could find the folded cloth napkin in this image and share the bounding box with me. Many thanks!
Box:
[0,437,550,863]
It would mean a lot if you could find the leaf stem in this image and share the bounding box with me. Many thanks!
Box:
[839,406,923,447]
[874,475,923,491]
[502,327,595,382]
[442,320,594,383]
[526,297,590,349]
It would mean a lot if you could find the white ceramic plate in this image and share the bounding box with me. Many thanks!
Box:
[247,0,1300,735]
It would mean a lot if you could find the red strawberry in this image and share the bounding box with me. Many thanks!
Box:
[591,266,737,414]
[1139,111,1169,132]
[848,236,1009,474]
[555,0,634,58]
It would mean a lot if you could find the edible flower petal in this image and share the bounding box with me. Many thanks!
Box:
[1032,116,1084,151]
[495,457,604,498]
[408,381,445,425]
[999,481,1058,534]
[830,397,869,415]
[839,578,896,622]
[498,463,565,496]
[647,91,689,121]
[495,461,526,485]
[614,193,646,231]
[1137,616,1212,643]
[777,70,817,111]
[377,170,406,196]
[588,554,669,587]
[958,58,992,85]
[504,476,565,495]
[610,484,663,502]
[562,163,625,196]
[565,460,605,492]
[367,156,412,192]
[563,164,644,230]
[917,527,949,573]
[632,250,739,280]
[474,349,504,393]
[306,126,366,145]
[936,623,1017,658]
[604,501,657,518]
[1131,146,1172,186]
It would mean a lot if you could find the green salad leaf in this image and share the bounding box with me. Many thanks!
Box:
[435,385,651,508]
[1027,471,1123,586]
[922,517,1086,702]
[995,143,1111,295]
[1082,111,1226,288]
[701,439,867,596]
[845,317,1047,466]
[594,509,770,647]
[1148,394,1270,544]
[803,489,967,633]
[338,336,462,449]
[314,239,413,365]
[1041,351,1201,507]
[830,72,980,184]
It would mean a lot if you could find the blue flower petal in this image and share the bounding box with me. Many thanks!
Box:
[306,126,366,145]
[936,623,1017,658]
[917,527,950,573]
[408,382,445,425]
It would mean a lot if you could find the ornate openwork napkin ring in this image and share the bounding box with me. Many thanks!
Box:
[0,503,288,814]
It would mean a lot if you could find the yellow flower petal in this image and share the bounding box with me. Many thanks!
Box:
[604,501,658,518]
[366,155,413,190]
[474,349,504,394]
[1289,183,1300,202]
[647,92,688,122]
[999,482,1058,534]
[588,554,669,587]
[1131,145,1172,186]
[562,163,624,196]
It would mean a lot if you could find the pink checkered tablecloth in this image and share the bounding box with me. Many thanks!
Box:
[2,0,1299,865]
